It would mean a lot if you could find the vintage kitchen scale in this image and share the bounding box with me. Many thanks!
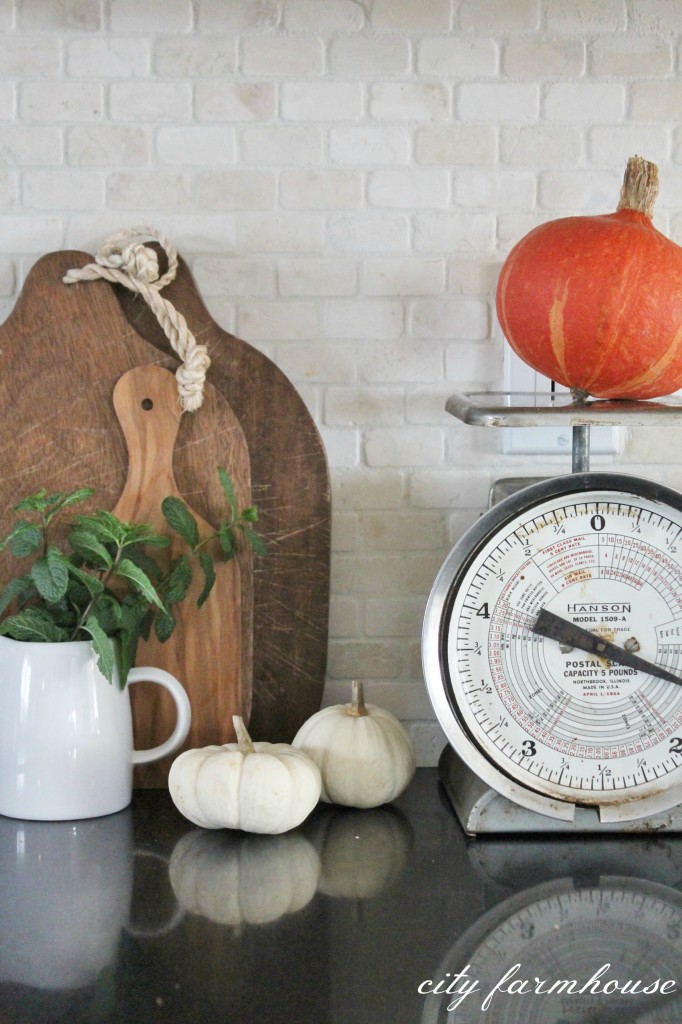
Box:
[422,390,682,834]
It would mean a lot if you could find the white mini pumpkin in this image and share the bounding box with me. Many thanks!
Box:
[168,716,321,834]
[292,681,416,809]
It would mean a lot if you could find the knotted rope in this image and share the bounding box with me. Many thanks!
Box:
[63,226,210,412]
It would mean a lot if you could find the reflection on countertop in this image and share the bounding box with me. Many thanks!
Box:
[1,770,682,1023]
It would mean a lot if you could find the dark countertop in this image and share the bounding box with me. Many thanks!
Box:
[2,768,682,1023]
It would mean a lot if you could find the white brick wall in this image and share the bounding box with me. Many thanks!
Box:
[4,0,682,763]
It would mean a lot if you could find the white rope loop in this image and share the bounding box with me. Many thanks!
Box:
[63,226,209,412]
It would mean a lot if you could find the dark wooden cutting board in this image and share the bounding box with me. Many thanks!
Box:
[0,248,329,755]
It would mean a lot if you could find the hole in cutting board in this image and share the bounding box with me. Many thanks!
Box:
[141,398,154,410]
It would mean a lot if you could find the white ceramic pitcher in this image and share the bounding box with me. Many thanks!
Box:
[0,636,191,820]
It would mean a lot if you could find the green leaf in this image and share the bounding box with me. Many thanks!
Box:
[116,628,138,690]
[163,554,192,606]
[218,523,234,558]
[218,466,238,520]
[240,524,267,557]
[0,608,70,643]
[0,574,36,616]
[240,506,259,523]
[44,487,95,523]
[5,521,43,558]
[115,558,165,610]
[73,510,126,547]
[119,522,169,549]
[66,561,106,598]
[161,496,199,548]
[68,528,114,569]
[13,489,49,513]
[154,608,176,643]
[91,594,122,634]
[81,613,115,685]
[197,551,216,608]
[30,547,70,603]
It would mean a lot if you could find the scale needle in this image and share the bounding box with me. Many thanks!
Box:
[532,608,682,687]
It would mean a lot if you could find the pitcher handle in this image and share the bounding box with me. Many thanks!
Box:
[128,667,192,765]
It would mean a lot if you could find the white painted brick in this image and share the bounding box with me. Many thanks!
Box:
[325,387,404,426]
[632,81,682,121]
[110,0,191,33]
[417,37,497,78]
[453,170,535,211]
[67,213,237,254]
[327,213,409,252]
[281,82,363,122]
[197,0,278,32]
[458,83,539,123]
[0,257,14,295]
[445,342,502,386]
[154,37,237,77]
[448,259,501,296]
[24,170,103,210]
[109,82,192,122]
[411,298,490,340]
[237,213,324,253]
[327,640,405,680]
[367,168,449,209]
[329,126,410,165]
[538,170,623,212]
[590,37,672,76]
[320,427,360,468]
[237,300,318,341]
[195,82,276,122]
[0,1,12,30]
[275,341,357,383]
[0,84,13,121]
[241,36,324,77]
[239,125,322,165]
[0,35,60,76]
[328,596,360,638]
[328,35,409,76]
[588,126,669,168]
[369,82,450,122]
[18,0,101,31]
[67,125,148,166]
[331,511,359,553]
[332,469,405,510]
[544,83,625,123]
[277,258,357,297]
[323,299,403,339]
[332,552,443,594]
[280,168,362,210]
[106,171,190,210]
[415,124,496,166]
[503,37,584,78]
[414,213,495,253]
[371,0,452,30]
[67,38,148,78]
[156,126,235,166]
[458,0,539,32]
[631,0,682,34]
[406,386,465,424]
[284,0,365,31]
[0,216,63,253]
[409,722,447,768]
[364,597,431,640]
[366,427,444,468]
[497,212,551,249]
[361,339,443,383]
[0,171,16,210]
[363,258,445,297]
[545,0,627,32]
[21,82,103,122]
[193,256,275,297]
[363,511,447,551]
[196,169,275,209]
[500,125,582,166]
[0,126,62,165]
[411,469,491,509]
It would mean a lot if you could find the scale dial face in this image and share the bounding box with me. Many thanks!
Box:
[424,473,682,816]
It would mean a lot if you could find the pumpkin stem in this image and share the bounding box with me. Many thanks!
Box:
[616,155,659,218]
[348,679,369,717]
[233,715,256,752]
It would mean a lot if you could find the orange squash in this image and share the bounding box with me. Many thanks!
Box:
[496,156,682,400]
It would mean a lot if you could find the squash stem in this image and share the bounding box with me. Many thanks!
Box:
[616,155,659,218]
[233,715,256,752]
[348,679,369,717]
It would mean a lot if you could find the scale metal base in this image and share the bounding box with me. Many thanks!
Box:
[439,390,682,836]
[439,744,682,835]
